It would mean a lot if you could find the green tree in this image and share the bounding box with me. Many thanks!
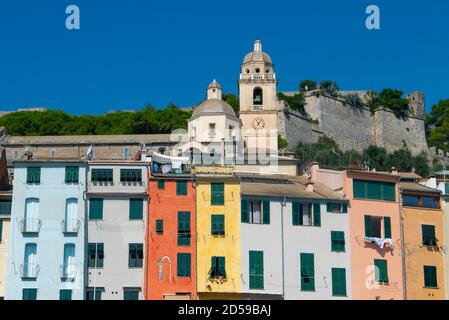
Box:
[299,80,317,92]
[278,134,288,150]
[319,81,339,97]
[277,92,306,113]
[222,93,240,116]
[368,89,410,118]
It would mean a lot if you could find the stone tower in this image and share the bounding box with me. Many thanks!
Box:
[238,40,278,153]
[407,91,425,118]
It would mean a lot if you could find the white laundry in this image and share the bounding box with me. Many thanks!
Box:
[365,237,394,250]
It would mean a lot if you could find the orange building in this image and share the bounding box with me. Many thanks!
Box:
[400,180,445,300]
[145,158,196,300]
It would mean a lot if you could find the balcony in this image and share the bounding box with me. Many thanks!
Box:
[240,73,276,81]
[60,264,77,281]
[20,263,40,279]
[252,105,264,111]
[61,219,81,234]
[19,219,42,234]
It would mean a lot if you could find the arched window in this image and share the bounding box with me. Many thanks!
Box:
[253,87,263,105]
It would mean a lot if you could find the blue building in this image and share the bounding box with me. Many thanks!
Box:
[5,160,87,300]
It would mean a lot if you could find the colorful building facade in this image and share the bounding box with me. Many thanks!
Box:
[195,166,241,299]
[400,180,445,299]
[146,155,196,300]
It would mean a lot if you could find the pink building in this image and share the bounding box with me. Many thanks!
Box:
[313,164,404,300]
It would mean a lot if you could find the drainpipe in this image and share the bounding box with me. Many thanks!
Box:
[398,179,407,300]
[281,196,286,300]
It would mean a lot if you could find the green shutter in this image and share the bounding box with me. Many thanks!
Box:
[331,231,345,252]
[367,181,381,200]
[89,198,103,220]
[156,220,164,234]
[332,268,347,296]
[384,217,392,238]
[353,180,366,198]
[178,212,191,246]
[27,167,41,184]
[382,183,395,201]
[177,253,191,277]
[59,289,72,300]
[211,215,225,235]
[342,203,348,213]
[23,289,37,300]
[210,256,217,277]
[158,180,165,190]
[65,167,79,183]
[300,253,315,291]
[211,183,224,205]
[263,200,270,224]
[124,290,139,300]
[424,265,437,288]
[249,251,264,290]
[0,220,3,243]
[374,259,389,283]
[326,203,332,212]
[313,203,321,227]
[292,202,300,226]
[218,257,226,278]
[129,198,143,220]
[365,215,372,237]
[241,199,249,223]
[177,181,187,196]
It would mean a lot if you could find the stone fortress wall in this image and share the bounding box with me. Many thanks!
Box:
[278,90,429,156]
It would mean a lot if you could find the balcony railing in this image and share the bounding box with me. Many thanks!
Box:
[252,105,264,111]
[60,264,77,281]
[20,263,40,279]
[61,219,81,234]
[240,73,276,80]
[19,219,42,234]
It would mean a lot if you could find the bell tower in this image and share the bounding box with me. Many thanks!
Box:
[239,40,278,153]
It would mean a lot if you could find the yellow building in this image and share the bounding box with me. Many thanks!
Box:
[194,166,241,299]
[401,181,445,300]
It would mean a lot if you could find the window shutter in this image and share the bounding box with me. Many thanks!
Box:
[211,183,224,205]
[263,200,270,224]
[342,203,348,213]
[158,180,165,190]
[177,181,187,196]
[89,198,103,220]
[364,215,372,237]
[211,256,217,277]
[241,199,249,223]
[374,259,388,283]
[332,268,347,296]
[249,251,264,289]
[129,198,143,220]
[218,257,226,278]
[292,202,300,225]
[299,203,303,225]
[27,168,33,183]
[384,217,392,238]
[353,180,366,198]
[300,253,315,291]
[60,289,72,300]
[0,220,3,243]
[326,203,332,212]
[313,203,321,227]
[383,183,395,201]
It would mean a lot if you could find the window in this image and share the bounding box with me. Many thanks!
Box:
[0,200,12,215]
[365,215,391,238]
[177,253,191,277]
[91,169,113,182]
[120,169,142,182]
[211,183,224,205]
[241,199,270,224]
[23,243,38,279]
[292,202,321,227]
[26,167,41,184]
[353,179,395,201]
[211,214,225,236]
[326,202,348,213]
[403,194,440,209]
[253,88,263,105]
[422,196,439,209]
[177,181,188,196]
[403,195,419,207]
[123,289,140,300]
[374,259,389,284]
[300,253,315,291]
[178,212,191,246]
[249,251,264,290]
[88,243,104,268]
[129,198,143,220]
[209,256,226,279]
[60,289,72,300]
[22,289,37,300]
[89,198,103,220]
[332,268,347,297]
[156,220,164,234]
[123,148,129,159]
[24,198,40,233]
[86,289,102,301]
[422,225,437,246]
[62,243,76,280]
[424,266,437,288]
[129,243,144,268]
[208,123,216,137]
[65,166,79,184]
[331,231,345,252]
[157,180,165,190]
[64,198,78,233]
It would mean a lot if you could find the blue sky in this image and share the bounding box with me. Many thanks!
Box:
[0,0,448,114]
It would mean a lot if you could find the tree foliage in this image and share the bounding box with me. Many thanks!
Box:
[319,80,339,97]
[426,99,449,152]
[368,89,410,118]
[278,134,288,150]
[277,92,306,113]
[299,80,317,92]
[222,93,240,116]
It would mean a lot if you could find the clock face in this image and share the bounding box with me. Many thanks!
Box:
[252,117,266,130]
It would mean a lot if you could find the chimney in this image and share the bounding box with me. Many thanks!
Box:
[310,162,319,182]
[306,178,314,192]
[390,166,398,175]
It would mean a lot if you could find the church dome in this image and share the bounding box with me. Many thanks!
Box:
[242,40,273,65]
[192,99,236,117]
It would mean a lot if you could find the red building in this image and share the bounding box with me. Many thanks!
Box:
[145,158,196,300]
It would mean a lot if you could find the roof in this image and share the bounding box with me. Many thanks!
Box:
[243,51,273,65]
[1,134,173,146]
[397,172,422,180]
[399,182,441,194]
[191,99,236,118]
[238,173,346,201]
